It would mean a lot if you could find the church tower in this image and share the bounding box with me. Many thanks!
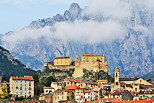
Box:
[114,68,120,89]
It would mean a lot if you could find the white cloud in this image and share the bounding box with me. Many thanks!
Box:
[134,0,154,12]
[2,20,126,45]
[83,0,132,19]
[53,20,126,43]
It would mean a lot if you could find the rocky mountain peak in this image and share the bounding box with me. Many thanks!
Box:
[68,3,82,15]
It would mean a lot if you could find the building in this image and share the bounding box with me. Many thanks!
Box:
[52,89,74,103]
[84,90,95,102]
[44,87,54,94]
[44,54,108,78]
[54,57,72,66]
[10,76,34,98]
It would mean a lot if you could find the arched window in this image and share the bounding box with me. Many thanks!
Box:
[116,73,118,78]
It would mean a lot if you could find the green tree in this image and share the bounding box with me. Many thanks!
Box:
[33,74,39,84]
[45,76,56,86]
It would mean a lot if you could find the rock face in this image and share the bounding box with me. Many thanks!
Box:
[0,46,36,76]
[0,2,154,77]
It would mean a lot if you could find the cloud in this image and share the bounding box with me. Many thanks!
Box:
[134,0,154,12]
[83,0,132,19]
[53,20,126,43]
[2,20,126,46]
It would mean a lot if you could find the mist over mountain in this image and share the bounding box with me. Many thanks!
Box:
[0,0,154,77]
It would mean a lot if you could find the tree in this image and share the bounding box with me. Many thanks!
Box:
[33,74,39,84]
[0,87,8,99]
[45,76,56,86]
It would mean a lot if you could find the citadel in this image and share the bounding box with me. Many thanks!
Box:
[44,54,108,78]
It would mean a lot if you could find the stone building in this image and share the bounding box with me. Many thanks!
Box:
[44,54,108,78]
[10,76,34,98]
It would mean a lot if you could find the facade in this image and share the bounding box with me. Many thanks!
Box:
[44,54,108,78]
[52,89,74,103]
[83,90,95,102]
[44,87,54,94]
[10,76,34,98]
[54,57,72,66]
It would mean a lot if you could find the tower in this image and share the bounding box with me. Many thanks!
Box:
[75,57,80,66]
[114,68,120,89]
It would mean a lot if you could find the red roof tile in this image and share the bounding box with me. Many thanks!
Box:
[11,76,34,81]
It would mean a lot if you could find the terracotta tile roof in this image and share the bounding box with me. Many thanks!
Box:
[11,76,34,81]
[84,90,92,93]
[113,98,154,103]
[93,88,100,91]
[65,78,82,82]
[86,98,121,103]
[102,83,113,85]
[84,81,96,84]
[44,87,54,89]
[65,86,80,90]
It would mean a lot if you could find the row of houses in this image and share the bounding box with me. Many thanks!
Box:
[39,68,154,103]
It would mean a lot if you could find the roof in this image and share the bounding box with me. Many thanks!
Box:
[97,80,107,82]
[11,76,34,81]
[54,89,73,93]
[86,98,121,103]
[93,88,101,91]
[54,57,70,59]
[82,54,104,56]
[44,87,54,89]
[138,91,154,95]
[65,86,80,90]
[120,78,138,81]
[84,90,92,93]
[65,78,82,82]
[113,98,154,103]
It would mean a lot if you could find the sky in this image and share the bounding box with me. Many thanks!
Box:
[0,0,88,34]
[1,0,154,45]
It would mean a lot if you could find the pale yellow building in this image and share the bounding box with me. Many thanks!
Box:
[52,89,74,103]
[81,54,104,62]
[10,76,34,98]
[44,54,108,78]
[54,57,72,66]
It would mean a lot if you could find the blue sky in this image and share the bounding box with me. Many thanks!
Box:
[0,0,87,34]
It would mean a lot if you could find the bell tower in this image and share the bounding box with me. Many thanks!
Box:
[114,68,120,89]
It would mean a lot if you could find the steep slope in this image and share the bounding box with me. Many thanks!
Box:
[0,2,154,77]
[0,46,36,76]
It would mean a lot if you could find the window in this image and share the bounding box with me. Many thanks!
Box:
[116,82,118,85]
[135,88,137,91]
[20,87,22,90]
[29,82,31,86]
[116,73,118,78]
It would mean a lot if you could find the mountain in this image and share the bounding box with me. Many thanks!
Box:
[0,2,154,77]
[142,71,154,79]
[0,46,36,77]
